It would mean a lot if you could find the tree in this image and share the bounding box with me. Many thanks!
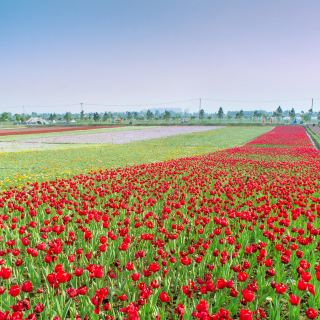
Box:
[14,114,21,122]
[253,110,262,118]
[302,112,311,122]
[0,112,9,122]
[14,113,27,122]
[163,110,171,121]
[132,112,139,119]
[217,107,224,119]
[49,113,57,121]
[126,112,133,120]
[93,112,100,122]
[154,110,160,119]
[199,109,205,120]
[235,110,244,119]
[289,108,296,119]
[301,109,312,122]
[64,112,72,123]
[102,112,109,121]
[274,106,283,118]
[146,110,154,120]
[80,110,85,120]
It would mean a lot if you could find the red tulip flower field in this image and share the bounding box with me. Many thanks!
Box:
[1,126,320,319]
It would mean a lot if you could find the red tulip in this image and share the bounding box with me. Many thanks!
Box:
[289,294,300,305]
[159,291,170,303]
[306,308,318,320]
[21,281,33,293]
[242,289,255,302]
[240,309,253,320]
[9,285,21,297]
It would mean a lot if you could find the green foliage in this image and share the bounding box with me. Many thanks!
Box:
[103,112,112,121]
[217,107,224,119]
[273,106,283,118]
[49,113,57,121]
[302,113,311,122]
[93,112,100,122]
[289,108,296,119]
[64,112,73,122]
[126,111,133,120]
[199,109,205,119]
[253,110,263,118]
[163,110,171,120]
[146,110,154,120]
[235,110,244,119]
[0,112,10,121]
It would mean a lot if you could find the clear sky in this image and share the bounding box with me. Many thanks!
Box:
[1,0,319,113]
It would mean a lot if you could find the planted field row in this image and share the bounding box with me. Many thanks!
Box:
[0,126,118,137]
[0,126,319,319]
[0,126,270,190]
[0,126,222,153]
[308,126,320,137]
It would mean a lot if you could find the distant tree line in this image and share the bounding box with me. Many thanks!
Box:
[0,105,319,123]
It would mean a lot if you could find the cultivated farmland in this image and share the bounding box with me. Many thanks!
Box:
[0,126,222,152]
[0,126,319,319]
[0,126,270,189]
[0,126,117,137]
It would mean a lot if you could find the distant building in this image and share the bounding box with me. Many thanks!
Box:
[25,117,49,125]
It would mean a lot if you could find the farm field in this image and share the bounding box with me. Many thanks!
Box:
[0,126,270,189]
[0,126,118,137]
[0,127,150,142]
[307,126,320,148]
[0,126,222,152]
[308,126,320,137]
[0,125,319,319]
[0,126,146,141]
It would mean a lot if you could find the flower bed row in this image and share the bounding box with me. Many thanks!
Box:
[0,126,319,319]
[0,126,119,137]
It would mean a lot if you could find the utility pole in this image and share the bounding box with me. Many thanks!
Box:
[199,98,202,119]
[311,98,314,110]
[80,102,84,122]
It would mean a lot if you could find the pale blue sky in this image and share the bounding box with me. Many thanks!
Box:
[0,0,319,113]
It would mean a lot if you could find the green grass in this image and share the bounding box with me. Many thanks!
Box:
[0,126,271,189]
